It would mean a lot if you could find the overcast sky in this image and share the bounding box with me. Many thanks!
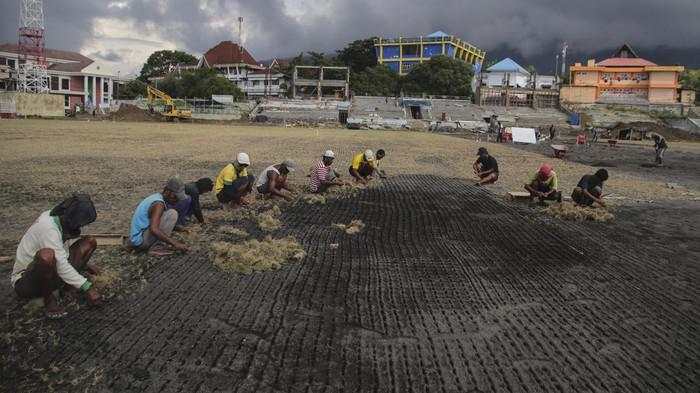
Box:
[1,0,699,75]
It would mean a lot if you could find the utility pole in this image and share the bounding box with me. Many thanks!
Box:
[561,42,568,78]
[555,54,559,84]
[238,17,244,46]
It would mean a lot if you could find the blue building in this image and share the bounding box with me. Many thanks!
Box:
[374,31,486,75]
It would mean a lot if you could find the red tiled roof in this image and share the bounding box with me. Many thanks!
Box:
[0,43,93,72]
[203,41,257,67]
[597,57,658,67]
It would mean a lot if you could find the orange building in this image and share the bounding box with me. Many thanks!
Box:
[560,44,684,105]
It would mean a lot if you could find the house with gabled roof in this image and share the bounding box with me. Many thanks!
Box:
[0,43,120,112]
[196,41,287,97]
[562,44,686,105]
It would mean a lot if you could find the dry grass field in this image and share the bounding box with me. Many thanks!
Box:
[0,118,696,254]
[2,118,699,392]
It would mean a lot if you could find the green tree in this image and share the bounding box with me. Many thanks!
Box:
[681,69,700,91]
[402,55,475,97]
[350,65,400,96]
[138,50,198,82]
[116,79,147,99]
[157,69,243,100]
[337,38,378,73]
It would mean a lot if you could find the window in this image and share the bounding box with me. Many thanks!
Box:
[64,95,69,107]
[103,80,109,94]
[253,80,260,86]
[7,59,16,69]
[272,79,279,86]
[50,76,59,90]
[61,78,69,90]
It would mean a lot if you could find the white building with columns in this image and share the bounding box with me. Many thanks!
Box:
[0,43,119,113]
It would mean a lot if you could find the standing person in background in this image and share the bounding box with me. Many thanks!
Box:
[473,147,499,186]
[549,124,556,140]
[572,169,609,208]
[11,194,101,319]
[215,152,255,207]
[649,132,668,166]
[310,150,344,193]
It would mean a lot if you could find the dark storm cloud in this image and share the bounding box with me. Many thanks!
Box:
[1,0,699,66]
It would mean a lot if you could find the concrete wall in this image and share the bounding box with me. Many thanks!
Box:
[649,88,676,103]
[0,92,64,117]
[573,71,598,86]
[649,71,677,87]
[560,86,597,103]
[486,72,529,88]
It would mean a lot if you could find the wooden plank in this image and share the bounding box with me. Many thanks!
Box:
[506,191,532,201]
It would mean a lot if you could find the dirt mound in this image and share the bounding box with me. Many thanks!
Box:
[610,121,699,141]
[109,104,159,122]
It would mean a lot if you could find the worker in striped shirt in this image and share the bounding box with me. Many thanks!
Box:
[309,150,344,193]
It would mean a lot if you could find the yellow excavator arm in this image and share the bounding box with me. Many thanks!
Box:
[146,85,192,120]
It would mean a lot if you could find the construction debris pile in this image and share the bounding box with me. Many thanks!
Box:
[109,104,159,122]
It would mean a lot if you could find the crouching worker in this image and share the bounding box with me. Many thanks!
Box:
[349,149,376,184]
[525,164,562,204]
[374,149,387,179]
[310,150,344,193]
[169,177,213,226]
[11,194,101,319]
[572,169,609,208]
[257,160,297,201]
[128,177,190,254]
[215,152,255,207]
[473,147,499,186]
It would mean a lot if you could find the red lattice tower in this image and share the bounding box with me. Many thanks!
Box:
[17,0,48,93]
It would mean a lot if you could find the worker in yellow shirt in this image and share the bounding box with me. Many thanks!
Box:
[215,152,255,207]
[349,149,376,184]
[524,164,562,204]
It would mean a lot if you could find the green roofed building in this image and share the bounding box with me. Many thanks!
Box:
[374,31,486,75]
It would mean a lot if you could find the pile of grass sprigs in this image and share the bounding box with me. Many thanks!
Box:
[333,219,366,235]
[211,236,306,274]
[543,203,614,222]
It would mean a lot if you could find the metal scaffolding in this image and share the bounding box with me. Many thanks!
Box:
[17,0,49,93]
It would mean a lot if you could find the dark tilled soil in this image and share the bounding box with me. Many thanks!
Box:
[1,175,698,392]
[510,139,700,192]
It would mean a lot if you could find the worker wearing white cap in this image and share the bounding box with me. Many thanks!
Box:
[214,152,255,206]
[349,149,376,184]
[256,159,297,201]
[309,150,344,193]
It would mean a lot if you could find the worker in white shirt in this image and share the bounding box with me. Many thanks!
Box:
[11,194,102,319]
